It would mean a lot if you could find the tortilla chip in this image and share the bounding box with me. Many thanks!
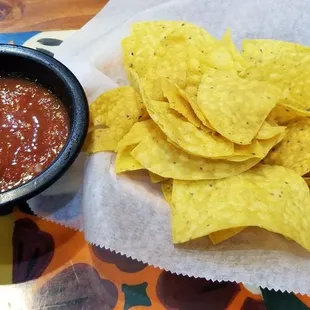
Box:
[116,120,157,152]
[242,39,310,110]
[162,79,202,128]
[177,86,215,130]
[161,179,173,204]
[263,119,310,175]
[83,128,121,153]
[131,126,277,180]
[122,21,184,78]
[303,177,310,186]
[209,228,245,245]
[149,172,166,183]
[204,29,247,73]
[197,69,281,144]
[85,86,143,153]
[171,165,310,252]
[115,145,143,173]
[269,103,310,125]
[256,121,286,140]
[143,99,234,158]
[89,86,142,128]
[220,29,248,73]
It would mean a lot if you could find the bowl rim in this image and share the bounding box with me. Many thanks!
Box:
[0,44,89,206]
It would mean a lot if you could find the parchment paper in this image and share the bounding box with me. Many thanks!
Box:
[29,0,310,294]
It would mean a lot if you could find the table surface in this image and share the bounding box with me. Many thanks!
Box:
[0,0,107,32]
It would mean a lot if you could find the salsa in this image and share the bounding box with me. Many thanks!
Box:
[0,77,69,193]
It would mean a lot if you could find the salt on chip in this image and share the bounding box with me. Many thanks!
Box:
[209,228,245,245]
[131,126,274,180]
[197,69,281,144]
[263,119,310,175]
[161,179,173,205]
[115,145,143,173]
[143,99,235,158]
[171,165,310,252]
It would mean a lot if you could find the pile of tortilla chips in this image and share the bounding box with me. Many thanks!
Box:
[84,21,310,252]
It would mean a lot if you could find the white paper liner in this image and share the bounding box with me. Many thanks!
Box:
[29,0,310,294]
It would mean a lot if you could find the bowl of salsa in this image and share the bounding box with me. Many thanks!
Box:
[0,44,88,207]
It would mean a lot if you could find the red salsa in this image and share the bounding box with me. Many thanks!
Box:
[0,77,69,193]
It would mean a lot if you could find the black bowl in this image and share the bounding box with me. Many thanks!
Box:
[0,44,89,208]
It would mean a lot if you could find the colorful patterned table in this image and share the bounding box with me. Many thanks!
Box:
[0,31,309,310]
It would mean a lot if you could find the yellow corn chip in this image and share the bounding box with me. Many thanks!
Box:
[221,29,248,73]
[161,179,173,205]
[176,86,215,130]
[242,39,310,63]
[124,68,149,119]
[197,69,281,144]
[143,99,234,158]
[139,22,216,97]
[149,172,166,184]
[171,165,310,251]
[115,145,143,173]
[90,86,142,128]
[209,228,245,245]
[304,177,310,186]
[269,103,310,125]
[161,24,217,91]
[216,131,285,162]
[86,86,143,153]
[131,126,276,180]
[242,39,310,110]
[116,120,157,152]
[203,29,247,74]
[122,22,184,78]
[162,79,202,128]
[83,128,120,153]
[256,121,286,140]
[263,119,310,175]
[178,88,216,131]
[241,39,307,85]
